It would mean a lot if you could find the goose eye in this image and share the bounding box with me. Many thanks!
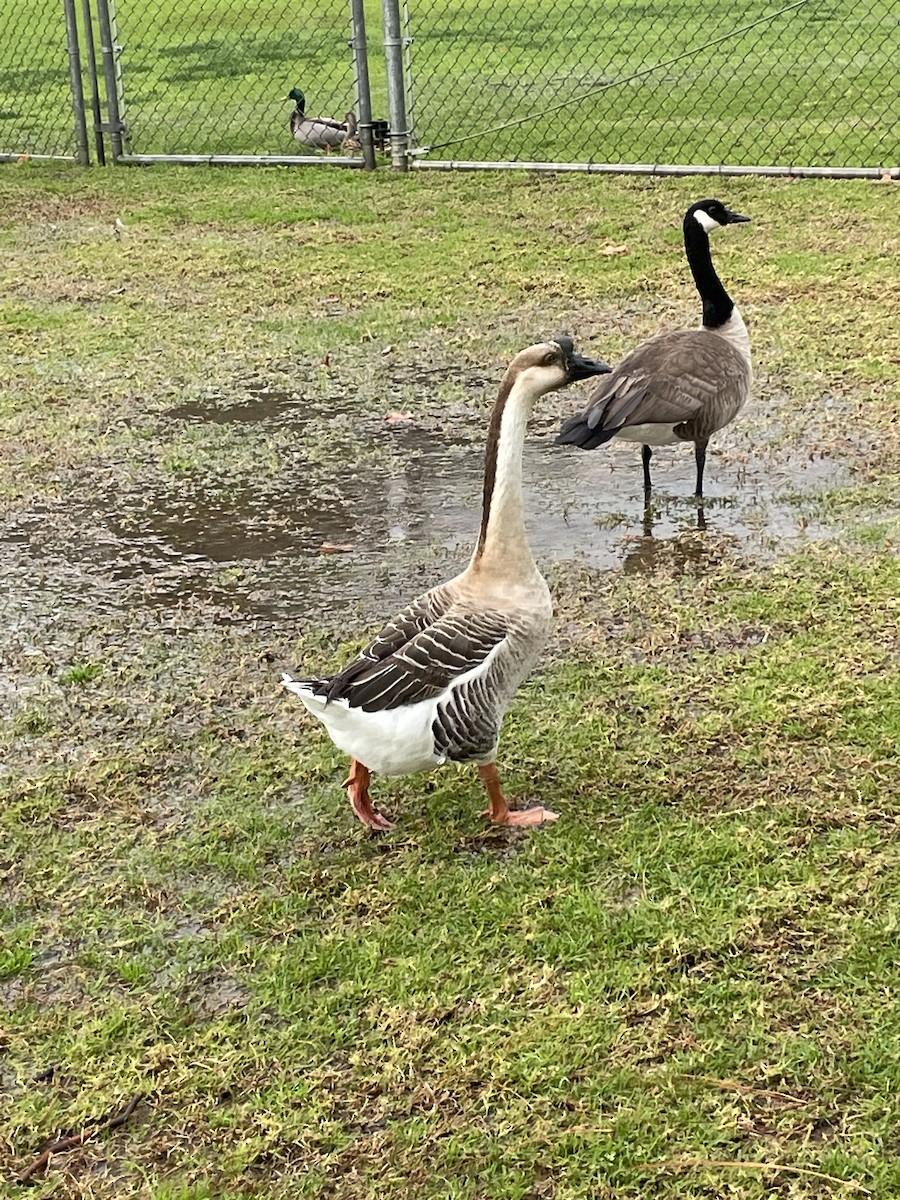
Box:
[542,352,558,366]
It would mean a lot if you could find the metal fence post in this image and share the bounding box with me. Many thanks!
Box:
[381,0,409,171]
[95,0,124,159]
[80,0,106,165]
[402,0,415,148]
[63,0,90,164]
[106,0,131,154]
[349,0,377,170]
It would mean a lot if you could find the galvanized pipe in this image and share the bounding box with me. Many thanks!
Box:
[381,0,409,171]
[401,0,415,148]
[410,159,899,180]
[0,152,78,162]
[80,0,106,165]
[95,0,124,159]
[109,155,899,179]
[63,0,90,165]
[116,153,365,166]
[106,0,130,153]
[348,0,376,170]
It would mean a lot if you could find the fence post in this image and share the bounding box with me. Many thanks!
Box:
[106,0,131,154]
[80,0,106,165]
[95,0,124,159]
[381,0,409,171]
[63,0,90,164]
[349,0,377,170]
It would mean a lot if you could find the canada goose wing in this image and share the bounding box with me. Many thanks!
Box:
[318,606,512,712]
[558,331,744,444]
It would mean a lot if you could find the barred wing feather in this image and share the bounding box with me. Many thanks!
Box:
[317,603,511,713]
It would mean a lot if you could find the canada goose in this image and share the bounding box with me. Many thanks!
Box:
[286,87,357,152]
[556,198,752,498]
[283,338,611,831]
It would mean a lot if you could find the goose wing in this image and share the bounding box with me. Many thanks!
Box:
[557,331,745,448]
[314,595,511,713]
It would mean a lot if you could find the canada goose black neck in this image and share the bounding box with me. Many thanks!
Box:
[683,214,734,330]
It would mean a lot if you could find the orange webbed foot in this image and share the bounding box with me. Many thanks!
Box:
[477,763,558,828]
[480,805,559,827]
[342,759,394,832]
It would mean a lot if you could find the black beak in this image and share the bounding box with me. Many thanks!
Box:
[567,351,612,382]
[725,209,750,224]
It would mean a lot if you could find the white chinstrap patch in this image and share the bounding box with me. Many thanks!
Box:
[693,209,722,234]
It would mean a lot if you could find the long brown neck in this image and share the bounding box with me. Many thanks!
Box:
[471,371,535,576]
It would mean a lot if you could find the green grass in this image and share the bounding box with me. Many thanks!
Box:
[1,165,900,1198]
[1,0,898,164]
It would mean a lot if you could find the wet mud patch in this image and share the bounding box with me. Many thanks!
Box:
[0,351,890,641]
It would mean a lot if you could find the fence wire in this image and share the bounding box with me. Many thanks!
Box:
[1,0,897,169]
[0,0,78,159]
[111,0,361,157]
[404,0,899,169]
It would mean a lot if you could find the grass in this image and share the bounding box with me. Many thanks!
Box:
[1,164,900,1198]
[1,0,898,165]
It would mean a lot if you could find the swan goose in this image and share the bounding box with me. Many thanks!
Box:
[283,338,610,830]
[557,198,752,498]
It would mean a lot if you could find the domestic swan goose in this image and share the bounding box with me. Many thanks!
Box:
[557,198,752,498]
[284,338,610,830]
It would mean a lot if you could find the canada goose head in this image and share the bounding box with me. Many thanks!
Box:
[505,337,611,397]
[688,198,751,235]
[285,87,306,112]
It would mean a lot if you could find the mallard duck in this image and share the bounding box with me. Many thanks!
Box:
[283,338,611,831]
[286,87,357,152]
[557,198,752,498]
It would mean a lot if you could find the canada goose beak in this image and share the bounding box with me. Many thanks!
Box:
[725,209,750,224]
[566,352,612,382]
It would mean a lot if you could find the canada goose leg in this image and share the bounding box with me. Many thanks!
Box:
[694,439,709,498]
[641,444,653,497]
[478,763,559,827]
[342,759,394,831]
[642,505,653,539]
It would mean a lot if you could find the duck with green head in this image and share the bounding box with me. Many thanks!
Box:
[286,86,357,152]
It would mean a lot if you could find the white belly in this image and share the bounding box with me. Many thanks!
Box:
[615,422,683,447]
[285,679,445,776]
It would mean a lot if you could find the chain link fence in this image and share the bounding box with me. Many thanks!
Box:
[0,0,80,160]
[403,0,899,170]
[111,0,360,157]
[1,0,897,172]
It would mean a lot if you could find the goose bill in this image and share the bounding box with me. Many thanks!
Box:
[566,352,612,382]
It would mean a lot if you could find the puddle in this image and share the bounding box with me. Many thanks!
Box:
[0,368,883,636]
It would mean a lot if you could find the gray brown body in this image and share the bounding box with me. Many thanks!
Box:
[557,198,752,496]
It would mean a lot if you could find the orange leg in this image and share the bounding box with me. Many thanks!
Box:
[342,759,394,831]
[477,763,559,827]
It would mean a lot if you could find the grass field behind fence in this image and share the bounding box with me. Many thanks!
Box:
[0,0,897,164]
[1,164,900,1198]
